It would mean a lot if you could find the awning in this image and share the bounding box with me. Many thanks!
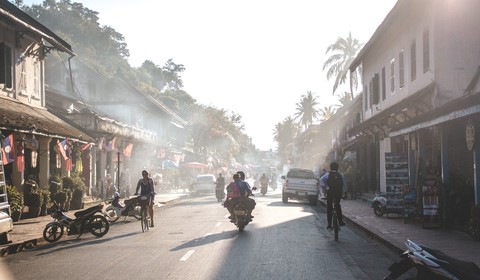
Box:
[389,92,480,137]
[181,162,208,169]
[0,96,93,142]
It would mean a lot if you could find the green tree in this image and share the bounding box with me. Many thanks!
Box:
[273,116,298,158]
[323,32,363,100]
[294,91,320,131]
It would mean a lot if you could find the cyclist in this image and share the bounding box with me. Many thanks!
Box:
[320,162,346,230]
[135,170,155,227]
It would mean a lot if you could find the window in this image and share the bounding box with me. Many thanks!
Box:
[411,40,416,81]
[33,60,40,99]
[381,67,386,100]
[423,29,430,73]
[399,50,405,88]
[19,60,27,93]
[369,80,373,108]
[390,58,395,93]
[372,73,380,105]
[364,85,368,111]
[0,43,13,88]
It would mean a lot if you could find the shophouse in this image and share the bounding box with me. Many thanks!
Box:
[45,59,187,197]
[0,1,93,189]
[349,0,480,228]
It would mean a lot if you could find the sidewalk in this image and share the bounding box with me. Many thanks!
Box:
[0,192,188,257]
[320,195,480,266]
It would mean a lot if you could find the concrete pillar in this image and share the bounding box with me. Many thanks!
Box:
[38,137,51,188]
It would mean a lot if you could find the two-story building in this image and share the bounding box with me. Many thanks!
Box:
[0,1,93,190]
[349,0,480,227]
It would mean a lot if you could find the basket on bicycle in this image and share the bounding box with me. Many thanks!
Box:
[137,195,150,207]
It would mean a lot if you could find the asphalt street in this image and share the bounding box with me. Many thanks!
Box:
[1,189,407,280]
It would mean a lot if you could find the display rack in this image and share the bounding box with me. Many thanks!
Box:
[385,152,409,197]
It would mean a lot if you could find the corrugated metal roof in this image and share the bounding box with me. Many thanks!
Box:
[0,96,93,142]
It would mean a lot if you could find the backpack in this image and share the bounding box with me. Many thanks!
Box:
[327,171,343,196]
[226,182,240,199]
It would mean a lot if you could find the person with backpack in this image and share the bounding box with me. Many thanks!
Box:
[320,162,346,230]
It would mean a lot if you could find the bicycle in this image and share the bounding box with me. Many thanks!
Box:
[332,203,340,241]
[137,195,151,232]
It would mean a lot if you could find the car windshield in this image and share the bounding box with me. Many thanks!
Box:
[196,176,213,183]
[287,169,315,179]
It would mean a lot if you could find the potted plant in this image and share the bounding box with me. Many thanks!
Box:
[53,190,67,209]
[469,205,480,241]
[6,185,23,222]
[39,186,51,216]
[62,174,86,210]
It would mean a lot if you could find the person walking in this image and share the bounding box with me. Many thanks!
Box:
[320,162,346,230]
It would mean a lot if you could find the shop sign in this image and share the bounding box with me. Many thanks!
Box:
[466,118,475,151]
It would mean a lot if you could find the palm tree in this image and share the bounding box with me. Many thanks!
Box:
[319,106,337,122]
[323,32,364,100]
[294,91,320,131]
[273,116,298,155]
[337,91,352,107]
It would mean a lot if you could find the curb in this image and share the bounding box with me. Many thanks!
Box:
[317,198,404,255]
[0,194,188,258]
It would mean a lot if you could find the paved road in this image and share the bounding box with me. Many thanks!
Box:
[0,189,406,280]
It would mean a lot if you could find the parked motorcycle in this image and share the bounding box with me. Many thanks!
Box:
[43,201,109,243]
[372,188,416,217]
[231,197,250,232]
[384,239,480,279]
[103,193,142,222]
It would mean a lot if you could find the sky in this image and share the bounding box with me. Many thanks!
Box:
[25,0,397,151]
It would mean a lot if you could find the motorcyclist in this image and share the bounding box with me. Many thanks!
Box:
[215,173,225,200]
[260,173,269,187]
[223,173,242,220]
[236,171,256,221]
[135,170,155,227]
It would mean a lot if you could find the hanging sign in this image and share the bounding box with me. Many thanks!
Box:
[466,118,475,152]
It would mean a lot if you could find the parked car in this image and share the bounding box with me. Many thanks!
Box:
[190,174,216,194]
[281,168,319,206]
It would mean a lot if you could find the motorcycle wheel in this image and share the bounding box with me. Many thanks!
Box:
[373,203,385,217]
[88,215,109,237]
[133,206,142,220]
[237,219,245,232]
[104,209,120,222]
[43,223,64,243]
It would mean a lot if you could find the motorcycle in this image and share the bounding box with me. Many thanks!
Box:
[43,201,109,243]
[260,182,268,195]
[103,193,142,222]
[215,184,225,202]
[384,239,480,280]
[372,188,416,217]
[232,197,250,232]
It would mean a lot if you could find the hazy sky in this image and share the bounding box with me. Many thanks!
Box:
[26,0,397,150]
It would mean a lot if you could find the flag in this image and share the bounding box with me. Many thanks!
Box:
[123,143,133,157]
[105,137,116,151]
[97,137,104,151]
[55,138,69,161]
[80,143,92,151]
[1,134,15,165]
[16,141,24,172]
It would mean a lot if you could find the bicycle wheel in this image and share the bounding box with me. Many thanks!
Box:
[333,212,339,241]
[141,207,149,232]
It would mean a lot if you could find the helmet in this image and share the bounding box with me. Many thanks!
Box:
[114,192,120,198]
